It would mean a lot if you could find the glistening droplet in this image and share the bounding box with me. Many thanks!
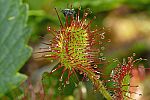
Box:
[100,53,103,56]
[47,26,51,31]
[94,89,97,93]
[95,75,100,79]
[108,39,111,42]
[58,87,61,90]
[59,78,62,82]
[133,53,136,56]
[102,57,106,60]
[66,81,70,84]
[100,32,105,39]
[101,47,105,50]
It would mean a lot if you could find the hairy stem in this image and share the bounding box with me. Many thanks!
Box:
[77,66,113,100]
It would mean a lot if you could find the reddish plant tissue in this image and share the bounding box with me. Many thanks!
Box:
[39,6,106,86]
[106,56,145,100]
[36,5,147,100]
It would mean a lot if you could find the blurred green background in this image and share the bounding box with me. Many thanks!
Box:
[22,0,150,73]
[21,0,150,100]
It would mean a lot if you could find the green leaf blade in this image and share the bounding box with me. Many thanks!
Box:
[0,0,32,97]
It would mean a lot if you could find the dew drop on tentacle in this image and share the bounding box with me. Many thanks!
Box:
[107,39,111,43]
[100,53,104,56]
[80,71,83,74]
[101,46,105,50]
[100,31,105,39]
[84,12,88,17]
[132,53,136,57]
[139,58,143,60]
[99,41,103,45]
[94,64,98,68]
[113,58,118,62]
[66,81,70,84]
[58,87,62,90]
[94,89,97,93]
[96,71,100,74]
[47,26,51,32]
[84,8,92,17]
[86,8,92,14]
[122,58,126,65]
[95,75,100,79]
[102,57,106,61]
[112,59,116,62]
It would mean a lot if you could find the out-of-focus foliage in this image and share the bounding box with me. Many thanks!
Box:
[22,0,150,100]
[1,0,149,99]
[0,0,32,97]
[42,70,79,99]
[25,0,150,60]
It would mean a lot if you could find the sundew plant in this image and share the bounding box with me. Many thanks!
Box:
[37,5,147,100]
[1,0,150,100]
[41,6,112,99]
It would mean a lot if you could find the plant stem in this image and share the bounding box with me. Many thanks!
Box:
[77,66,113,100]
